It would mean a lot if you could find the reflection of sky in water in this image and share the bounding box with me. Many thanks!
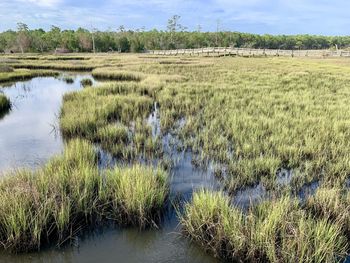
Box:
[0,75,95,172]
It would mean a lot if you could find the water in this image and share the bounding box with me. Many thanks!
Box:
[233,182,267,209]
[0,75,219,262]
[0,74,96,172]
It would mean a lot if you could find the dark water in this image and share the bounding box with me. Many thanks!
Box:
[0,75,219,263]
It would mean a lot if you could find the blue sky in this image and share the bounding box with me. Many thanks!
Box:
[0,0,349,35]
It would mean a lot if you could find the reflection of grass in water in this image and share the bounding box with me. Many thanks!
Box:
[0,139,168,252]
[0,94,11,117]
[62,76,74,84]
[181,190,348,263]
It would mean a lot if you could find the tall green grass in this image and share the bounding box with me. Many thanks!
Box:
[92,67,144,81]
[306,187,350,236]
[181,190,348,262]
[99,165,168,226]
[12,63,94,71]
[60,82,161,160]
[0,69,58,83]
[0,64,14,73]
[80,78,93,87]
[0,139,168,252]
[0,139,98,251]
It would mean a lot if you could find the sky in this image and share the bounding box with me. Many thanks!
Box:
[0,0,350,35]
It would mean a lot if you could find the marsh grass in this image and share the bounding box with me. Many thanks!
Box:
[181,190,348,262]
[0,139,169,252]
[142,57,350,193]
[80,78,93,87]
[0,69,58,83]
[5,54,350,260]
[306,187,350,237]
[57,55,350,192]
[99,165,168,226]
[0,139,98,251]
[12,63,95,71]
[60,82,161,160]
[92,67,144,81]
[0,64,14,73]
[62,76,74,84]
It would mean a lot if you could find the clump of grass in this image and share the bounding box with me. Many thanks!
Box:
[0,139,169,252]
[99,164,168,226]
[96,123,129,144]
[46,56,89,61]
[0,139,98,251]
[60,82,158,160]
[92,67,144,81]
[181,190,348,262]
[0,94,11,116]
[62,76,74,84]
[180,190,247,260]
[80,78,93,87]
[0,64,14,73]
[306,187,350,235]
[0,69,58,83]
[12,63,95,71]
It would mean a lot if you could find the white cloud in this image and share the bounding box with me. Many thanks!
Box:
[1,0,350,35]
[17,0,62,8]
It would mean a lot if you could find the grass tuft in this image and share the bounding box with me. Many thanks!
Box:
[181,190,348,262]
[0,139,168,252]
[92,67,144,81]
[80,78,93,87]
[99,164,168,226]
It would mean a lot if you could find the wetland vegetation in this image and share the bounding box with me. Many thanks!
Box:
[0,68,58,83]
[0,139,168,252]
[1,53,350,262]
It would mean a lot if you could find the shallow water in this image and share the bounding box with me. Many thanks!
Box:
[0,74,96,172]
[0,75,219,262]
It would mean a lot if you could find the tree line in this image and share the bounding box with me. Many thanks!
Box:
[1,18,349,53]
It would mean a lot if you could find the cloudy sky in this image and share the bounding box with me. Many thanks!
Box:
[0,0,349,35]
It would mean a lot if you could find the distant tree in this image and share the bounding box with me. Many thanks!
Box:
[130,36,144,52]
[215,19,221,46]
[43,26,62,51]
[117,36,130,52]
[61,30,78,51]
[77,28,92,52]
[2,22,350,53]
[167,15,187,49]
[16,22,31,53]
[91,28,97,53]
[31,29,46,52]
[0,30,16,52]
